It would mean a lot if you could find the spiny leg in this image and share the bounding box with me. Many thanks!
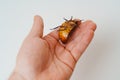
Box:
[50,26,60,30]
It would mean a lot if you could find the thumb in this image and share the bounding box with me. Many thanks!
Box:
[29,15,44,37]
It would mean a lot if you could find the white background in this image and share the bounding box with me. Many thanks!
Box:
[0,0,120,80]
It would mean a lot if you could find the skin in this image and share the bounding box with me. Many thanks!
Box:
[9,15,96,80]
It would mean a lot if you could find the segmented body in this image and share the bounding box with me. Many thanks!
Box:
[59,19,78,43]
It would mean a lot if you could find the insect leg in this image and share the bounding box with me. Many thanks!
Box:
[63,18,68,21]
[50,26,60,30]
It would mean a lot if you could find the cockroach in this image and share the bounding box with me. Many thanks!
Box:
[51,17,81,44]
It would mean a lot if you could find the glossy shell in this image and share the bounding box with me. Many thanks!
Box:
[58,18,79,43]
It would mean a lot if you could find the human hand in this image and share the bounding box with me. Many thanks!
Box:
[9,15,96,80]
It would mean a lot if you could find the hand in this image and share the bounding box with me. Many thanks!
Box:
[9,15,96,80]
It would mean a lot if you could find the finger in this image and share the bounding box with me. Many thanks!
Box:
[47,29,59,41]
[82,20,96,31]
[68,20,96,42]
[66,20,96,61]
[29,15,44,37]
[66,20,96,48]
[72,30,94,60]
[43,29,60,55]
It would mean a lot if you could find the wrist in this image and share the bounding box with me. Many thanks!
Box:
[9,71,26,80]
[9,66,38,80]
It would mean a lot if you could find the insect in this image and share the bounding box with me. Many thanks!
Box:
[51,17,81,44]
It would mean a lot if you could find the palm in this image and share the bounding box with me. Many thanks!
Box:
[15,16,96,80]
[39,31,75,80]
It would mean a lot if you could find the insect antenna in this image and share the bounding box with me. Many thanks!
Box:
[70,16,73,20]
[63,18,68,21]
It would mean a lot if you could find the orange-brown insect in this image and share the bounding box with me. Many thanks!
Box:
[51,17,81,43]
